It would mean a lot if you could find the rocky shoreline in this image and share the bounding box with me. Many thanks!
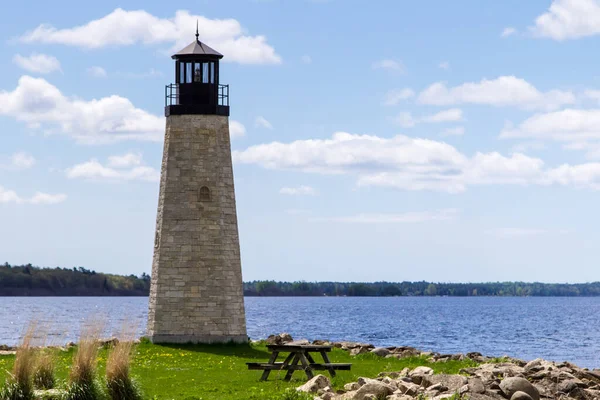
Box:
[266,333,600,400]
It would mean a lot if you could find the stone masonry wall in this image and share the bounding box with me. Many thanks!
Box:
[147,114,247,343]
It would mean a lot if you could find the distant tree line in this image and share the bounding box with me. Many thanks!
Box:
[3,263,600,297]
[0,263,150,296]
[243,280,600,297]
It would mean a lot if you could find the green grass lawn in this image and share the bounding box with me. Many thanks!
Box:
[0,341,478,400]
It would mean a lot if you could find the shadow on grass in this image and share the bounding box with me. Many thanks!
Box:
[148,341,271,360]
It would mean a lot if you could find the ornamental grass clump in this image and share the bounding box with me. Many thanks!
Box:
[64,325,106,400]
[0,323,36,400]
[105,340,142,400]
[32,350,55,390]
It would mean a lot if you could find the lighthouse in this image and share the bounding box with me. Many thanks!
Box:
[147,27,247,343]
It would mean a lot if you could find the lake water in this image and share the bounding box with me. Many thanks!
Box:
[1,296,599,369]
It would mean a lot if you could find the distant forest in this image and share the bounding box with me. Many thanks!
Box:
[2,263,600,297]
[0,263,150,296]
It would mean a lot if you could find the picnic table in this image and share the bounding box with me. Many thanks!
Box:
[247,344,352,381]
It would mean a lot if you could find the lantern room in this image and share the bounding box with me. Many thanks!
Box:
[165,28,230,117]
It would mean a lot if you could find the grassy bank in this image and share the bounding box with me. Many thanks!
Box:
[0,340,478,400]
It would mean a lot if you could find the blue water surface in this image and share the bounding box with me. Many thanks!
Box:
[0,296,598,369]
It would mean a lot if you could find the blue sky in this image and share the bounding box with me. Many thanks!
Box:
[3,0,600,283]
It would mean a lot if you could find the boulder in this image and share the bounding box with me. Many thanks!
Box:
[297,374,331,393]
[410,366,434,376]
[344,382,360,391]
[499,377,540,400]
[395,381,421,396]
[371,347,391,357]
[99,337,118,348]
[409,366,434,384]
[510,391,533,400]
[266,332,294,345]
[349,347,369,356]
[353,381,395,400]
[557,379,579,393]
[468,377,486,394]
[422,374,467,392]
[386,395,413,400]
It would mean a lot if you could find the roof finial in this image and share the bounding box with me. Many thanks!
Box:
[195,20,199,41]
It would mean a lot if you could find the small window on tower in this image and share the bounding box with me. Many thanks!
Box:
[199,186,211,202]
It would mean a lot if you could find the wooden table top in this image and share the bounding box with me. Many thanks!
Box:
[266,344,333,352]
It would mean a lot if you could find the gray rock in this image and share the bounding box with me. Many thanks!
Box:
[386,395,413,400]
[370,347,391,357]
[468,377,486,394]
[410,366,434,376]
[510,391,533,400]
[395,381,421,396]
[422,374,467,392]
[297,374,331,393]
[349,347,369,356]
[557,379,579,393]
[266,332,294,345]
[499,377,540,400]
[344,382,360,391]
[353,381,396,400]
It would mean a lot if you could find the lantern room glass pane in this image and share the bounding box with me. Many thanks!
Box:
[203,63,209,83]
[186,63,192,83]
[179,63,185,84]
[194,63,202,82]
[210,62,215,83]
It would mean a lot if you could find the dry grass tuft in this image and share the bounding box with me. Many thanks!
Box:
[64,323,107,400]
[69,325,102,386]
[0,322,37,400]
[33,349,56,390]
[105,324,141,400]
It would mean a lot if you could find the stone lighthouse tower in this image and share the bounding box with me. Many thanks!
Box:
[147,28,247,343]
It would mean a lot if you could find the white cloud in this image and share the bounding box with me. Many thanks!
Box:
[511,141,546,153]
[19,8,281,65]
[530,0,600,40]
[107,152,142,168]
[255,116,273,130]
[394,112,417,128]
[66,154,159,182]
[486,228,570,237]
[500,109,600,143]
[421,108,464,123]
[383,88,415,106]
[0,185,66,205]
[417,76,575,111]
[301,55,312,64]
[0,76,163,144]
[314,209,459,224]
[394,108,464,128]
[439,61,450,70]
[29,192,68,205]
[0,187,22,204]
[87,66,107,78]
[279,185,317,196]
[230,120,246,138]
[584,89,600,103]
[10,152,36,169]
[13,53,61,74]
[115,68,163,79]
[372,59,404,72]
[441,127,465,137]
[234,131,600,193]
[501,27,517,37]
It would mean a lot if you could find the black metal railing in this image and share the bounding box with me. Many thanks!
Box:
[165,83,229,107]
[218,84,229,107]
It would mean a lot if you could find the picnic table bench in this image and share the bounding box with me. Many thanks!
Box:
[247,344,352,381]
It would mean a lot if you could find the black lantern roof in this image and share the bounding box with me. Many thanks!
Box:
[171,24,223,60]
